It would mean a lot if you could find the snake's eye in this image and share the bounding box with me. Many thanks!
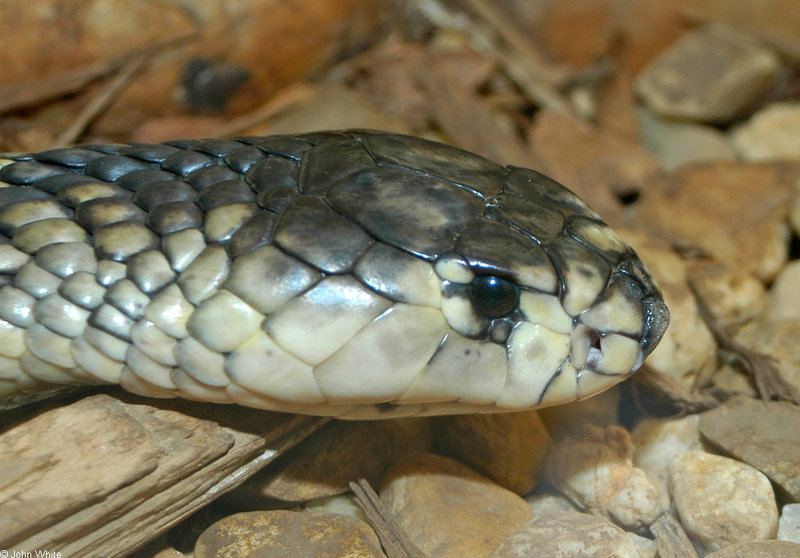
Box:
[469,275,519,318]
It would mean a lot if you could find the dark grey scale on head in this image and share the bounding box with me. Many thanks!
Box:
[195,179,256,211]
[0,160,67,185]
[184,165,241,190]
[226,212,277,258]
[273,196,373,274]
[161,149,216,177]
[456,217,556,292]
[133,180,196,210]
[248,136,315,160]
[33,147,107,168]
[116,169,180,193]
[85,155,153,182]
[351,131,506,199]
[190,139,246,158]
[296,137,375,196]
[486,192,565,245]
[223,145,268,174]
[245,156,300,193]
[327,166,485,260]
[504,167,601,220]
[118,142,182,163]
[257,186,300,213]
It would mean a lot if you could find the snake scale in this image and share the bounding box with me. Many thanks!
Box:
[0,130,668,419]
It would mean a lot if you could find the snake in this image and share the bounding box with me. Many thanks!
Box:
[0,130,669,419]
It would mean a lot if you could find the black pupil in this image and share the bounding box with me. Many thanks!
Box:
[469,275,519,318]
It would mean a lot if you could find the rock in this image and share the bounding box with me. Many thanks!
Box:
[548,424,669,531]
[619,231,716,387]
[704,540,800,558]
[492,510,640,558]
[685,259,766,330]
[433,410,550,495]
[699,397,800,501]
[732,102,800,161]
[669,450,778,552]
[380,452,533,558]
[226,418,433,506]
[631,414,703,496]
[634,24,780,123]
[637,105,737,170]
[779,504,800,543]
[525,492,578,515]
[194,510,385,558]
[629,532,658,558]
[303,494,366,522]
[677,0,800,62]
[764,261,800,322]
[636,161,796,282]
[741,319,800,394]
[527,111,663,228]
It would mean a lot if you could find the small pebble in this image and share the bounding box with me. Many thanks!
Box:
[778,504,800,543]
[380,452,533,558]
[669,450,778,551]
[193,510,385,558]
[635,24,780,123]
[492,510,641,558]
[631,414,703,497]
[704,540,800,557]
[700,397,800,501]
[637,105,736,170]
[548,424,668,531]
[731,101,800,161]
[434,410,550,494]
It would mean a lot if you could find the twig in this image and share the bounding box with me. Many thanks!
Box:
[0,32,196,116]
[350,478,428,558]
[688,280,800,405]
[650,512,699,558]
[51,53,149,148]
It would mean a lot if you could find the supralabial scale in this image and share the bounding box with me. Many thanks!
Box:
[0,130,669,419]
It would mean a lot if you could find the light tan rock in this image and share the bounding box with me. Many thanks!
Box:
[548,424,669,531]
[704,540,800,558]
[685,259,766,330]
[194,510,386,558]
[380,452,533,558]
[742,319,800,394]
[636,161,796,282]
[527,111,663,228]
[635,24,780,123]
[226,418,433,506]
[778,503,800,543]
[669,450,778,551]
[433,410,550,495]
[632,414,703,496]
[732,102,800,161]
[492,511,640,558]
[699,397,800,502]
[637,105,737,170]
[764,260,800,322]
